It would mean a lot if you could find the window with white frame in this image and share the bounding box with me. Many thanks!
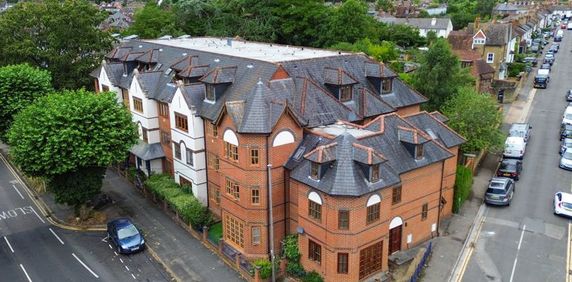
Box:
[486,53,494,63]
[473,38,485,45]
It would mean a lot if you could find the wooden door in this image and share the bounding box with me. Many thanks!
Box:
[389,225,402,254]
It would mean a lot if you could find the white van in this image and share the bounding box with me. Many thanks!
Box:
[503,136,526,159]
[557,29,564,37]
[568,23,572,30]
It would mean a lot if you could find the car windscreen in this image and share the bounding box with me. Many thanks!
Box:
[499,162,516,171]
[565,140,572,147]
[563,202,572,209]
[509,130,525,138]
[117,224,139,239]
[564,151,572,159]
[566,113,572,120]
[487,188,505,194]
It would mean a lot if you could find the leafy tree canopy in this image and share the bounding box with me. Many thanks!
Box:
[0,0,113,90]
[442,87,504,153]
[48,166,107,212]
[8,90,138,177]
[330,38,399,62]
[0,64,53,142]
[125,2,182,39]
[380,23,425,48]
[412,39,473,111]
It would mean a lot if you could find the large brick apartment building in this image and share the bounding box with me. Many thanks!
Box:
[91,36,464,281]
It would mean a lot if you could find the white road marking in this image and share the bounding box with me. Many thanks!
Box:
[12,185,24,199]
[48,228,64,245]
[108,244,113,249]
[4,236,14,253]
[119,258,124,264]
[114,251,118,256]
[510,224,526,282]
[72,253,99,278]
[20,264,32,282]
[29,207,45,224]
[125,265,130,271]
[131,273,136,280]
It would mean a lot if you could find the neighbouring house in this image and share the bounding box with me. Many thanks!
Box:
[494,2,529,16]
[100,10,133,31]
[375,16,454,38]
[448,30,495,94]
[466,20,517,80]
[91,36,464,281]
[423,4,447,16]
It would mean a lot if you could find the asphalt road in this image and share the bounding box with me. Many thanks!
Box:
[0,155,170,281]
[460,33,572,281]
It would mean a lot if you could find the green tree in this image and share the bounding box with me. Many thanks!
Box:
[376,0,394,12]
[330,38,398,62]
[126,2,181,39]
[272,0,330,47]
[412,39,473,111]
[0,0,113,90]
[475,0,496,18]
[8,90,138,209]
[442,87,504,153]
[0,64,53,142]
[320,0,378,46]
[380,24,425,48]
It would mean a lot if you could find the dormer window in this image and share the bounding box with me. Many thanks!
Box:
[473,38,485,45]
[381,78,393,94]
[205,84,215,102]
[339,85,352,102]
[310,162,320,180]
[370,164,380,182]
[415,144,424,160]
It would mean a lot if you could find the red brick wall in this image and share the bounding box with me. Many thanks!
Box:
[292,161,446,281]
[441,146,459,218]
[205,110,302,258]
[396,105,421,116]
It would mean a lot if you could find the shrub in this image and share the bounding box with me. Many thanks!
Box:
[286,261,306,277]
[453,165,473,213]
[144,174,212,229]
[508,62,525,78]
[253,259,273,279]
[302,271,324,282]
[283,235,301,261]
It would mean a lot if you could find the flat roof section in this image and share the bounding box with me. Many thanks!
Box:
[143,37,350,63]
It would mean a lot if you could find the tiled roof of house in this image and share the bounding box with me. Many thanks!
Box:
[471,59,495,76]
[99,37,427,133]
[467,23,513,46]
[288,113,460,196]
[494,3,520,12]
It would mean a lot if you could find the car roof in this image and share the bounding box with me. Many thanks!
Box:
[490,177,510,184]
[559,192,572,202]
[506,136,525,143]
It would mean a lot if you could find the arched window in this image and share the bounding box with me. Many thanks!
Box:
[272,130,295,147]
[223,129,239,161]
[308,191,322,221]
[366,194,381,224]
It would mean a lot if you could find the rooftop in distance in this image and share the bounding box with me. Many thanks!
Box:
[143,37,351,63]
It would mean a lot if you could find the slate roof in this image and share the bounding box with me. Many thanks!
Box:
[323,67,359,85]
[97,38,428,133]
[404,111,466,148]
[494,3,520,12]
[467,23,513,46]
[376,17,452,30]
[288,113,460,196]
[130,141,165,161]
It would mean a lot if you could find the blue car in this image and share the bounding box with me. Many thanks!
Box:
[107,218,145,254]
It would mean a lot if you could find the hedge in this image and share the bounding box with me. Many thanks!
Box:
[453,165,473,213]
[253,259,273,279]
[144,174,211,229]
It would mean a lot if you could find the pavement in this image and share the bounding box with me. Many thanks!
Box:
[422,60,538,281]
[0,142,243,282]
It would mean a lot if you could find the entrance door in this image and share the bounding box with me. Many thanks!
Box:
[389,225,402,254]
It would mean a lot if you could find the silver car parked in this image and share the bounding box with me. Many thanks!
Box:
[484,177,515,206]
